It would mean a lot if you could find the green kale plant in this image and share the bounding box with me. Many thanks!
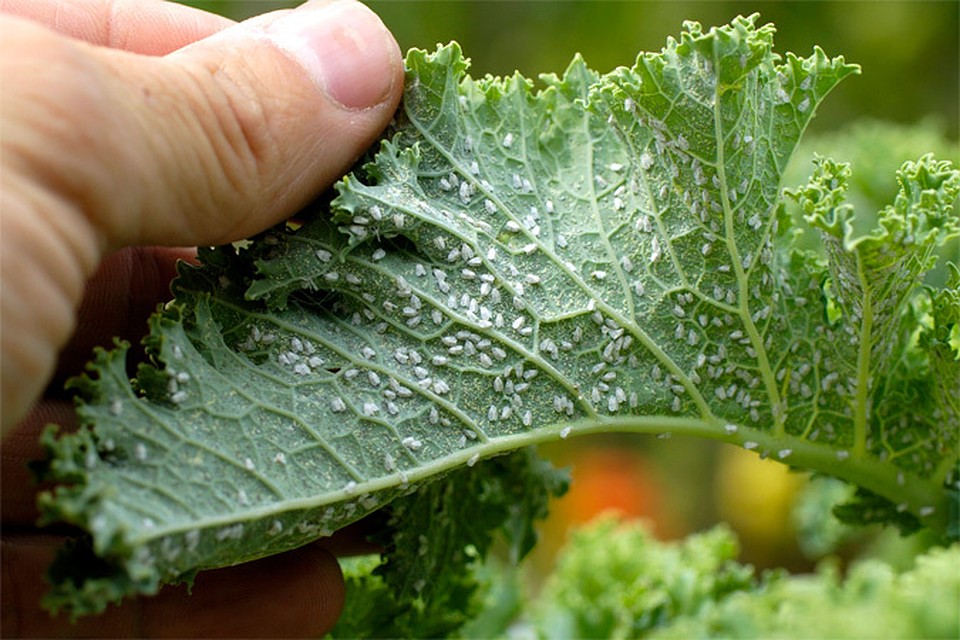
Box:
[520,517,959,640]
[34,13,959,625]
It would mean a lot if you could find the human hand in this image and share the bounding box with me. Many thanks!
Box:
[0,0,402,635]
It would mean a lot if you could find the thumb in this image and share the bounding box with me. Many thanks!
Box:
[0,0,402,431]
[3,0,404,250]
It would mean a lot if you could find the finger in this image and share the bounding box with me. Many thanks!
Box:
[1,535,345,638]
[0,0,233,54]
[3,0,403,250]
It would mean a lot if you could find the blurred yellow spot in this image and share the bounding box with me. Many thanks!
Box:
[715,445,808,554]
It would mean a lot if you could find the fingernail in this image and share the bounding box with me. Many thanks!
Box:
[265,0,400,110]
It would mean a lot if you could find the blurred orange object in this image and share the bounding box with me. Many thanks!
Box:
[528,445,682,580]
[547,446,679,539]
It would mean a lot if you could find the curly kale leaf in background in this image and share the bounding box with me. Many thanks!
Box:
[329,449,567,638]
[523,517,960,640]
[36,14,958,618]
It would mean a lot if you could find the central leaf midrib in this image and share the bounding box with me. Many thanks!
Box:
[708,41,783,434]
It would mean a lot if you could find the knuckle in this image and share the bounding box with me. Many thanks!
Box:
[178,55,286,205]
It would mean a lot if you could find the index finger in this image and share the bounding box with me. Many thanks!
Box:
[0,0,234,54]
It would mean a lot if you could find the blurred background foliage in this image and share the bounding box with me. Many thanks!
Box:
[178,0,958,577]
[179,0,958,138]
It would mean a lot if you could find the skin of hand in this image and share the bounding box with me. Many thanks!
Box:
[0,0,403,636]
